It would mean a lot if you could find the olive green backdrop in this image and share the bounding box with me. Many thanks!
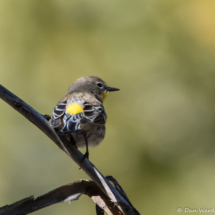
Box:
[1,0,215,214]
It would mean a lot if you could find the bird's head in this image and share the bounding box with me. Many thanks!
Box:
[69,76,119,102]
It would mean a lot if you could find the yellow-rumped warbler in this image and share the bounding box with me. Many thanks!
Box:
[51,76,119,160]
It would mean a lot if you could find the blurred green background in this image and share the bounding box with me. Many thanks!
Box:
[1,0,215,214]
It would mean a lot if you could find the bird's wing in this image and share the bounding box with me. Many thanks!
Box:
[51,99,67,128]
[58,101,106,135]
[81,102,106,124]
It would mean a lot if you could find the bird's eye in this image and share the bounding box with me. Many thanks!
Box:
[96,82,103,88]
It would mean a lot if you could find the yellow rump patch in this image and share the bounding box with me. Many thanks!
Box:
[67,103,83,115]
[102,91,109,101]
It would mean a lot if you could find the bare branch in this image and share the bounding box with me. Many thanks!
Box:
[0,180,120,215]
[0,84,140,215]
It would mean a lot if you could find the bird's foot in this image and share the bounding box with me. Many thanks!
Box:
[43,114,51,121]
[79,152,89,169]
[81,151,89,163]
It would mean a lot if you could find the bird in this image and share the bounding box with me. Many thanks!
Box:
[51,76,119,161]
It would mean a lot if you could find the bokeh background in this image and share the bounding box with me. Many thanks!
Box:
[1,0,215,214]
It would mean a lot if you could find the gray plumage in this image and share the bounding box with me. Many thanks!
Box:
[51,76,119,153]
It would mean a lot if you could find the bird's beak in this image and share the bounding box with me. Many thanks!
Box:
[106,86,120,92]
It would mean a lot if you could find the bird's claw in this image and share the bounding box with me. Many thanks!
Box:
[81,152,89,163]
[79,152,89,169]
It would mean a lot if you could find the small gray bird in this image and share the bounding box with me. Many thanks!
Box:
[51,76,119,160]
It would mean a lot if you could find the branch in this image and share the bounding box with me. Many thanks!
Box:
[0,85,140,215]
[0,180,120,215]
